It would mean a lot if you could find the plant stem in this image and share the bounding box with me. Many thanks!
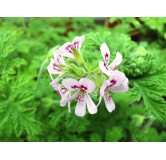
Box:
[35,59,48,94]
[143,118,155,133]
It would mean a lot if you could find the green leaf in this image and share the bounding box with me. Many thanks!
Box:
[130,66,166,121]
[105,127,124,142]
[90,133,102,142]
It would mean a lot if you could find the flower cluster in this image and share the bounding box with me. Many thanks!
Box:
[47,36,129,117]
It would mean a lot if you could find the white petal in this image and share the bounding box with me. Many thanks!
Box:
[59,42,74,58]
[99,61,112,76]
[110,85,129,92]
[60,91,69,107]
[79,78,96,93]
[110,77,129,92]
[100,43,110,63]
[53,50,65,65]
[100,80,111,96]
[75,94,86,117]
[108,52,122,69]
[68,92,71,112]
[47,58,62,74]
[49,78,60,91]
[62,78,80,91]
[122,77,129,86]
[60,92,80,106]
[109,70,126,87]
[85,93,97,114]
[72,36,85,51]
[104,94,115,112]
[53,49,60,59]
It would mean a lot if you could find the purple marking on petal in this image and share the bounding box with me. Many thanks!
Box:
[71,85,80,89]
[52,64,61,72]
[110,79,117,85]
[80,85,87,91]
[73,41,79,50]
[114,65,118,71]
[104,62,109,70]
[104,80,117,92]
[53,63,56,66]
[105,93,111,101]
[77,93,85,103]
[71,84,87,91]
[105,53,109,61]
[65,44,73,53]
[60,87,68,95]
[57,57,60,64]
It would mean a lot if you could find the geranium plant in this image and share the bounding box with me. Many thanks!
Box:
[47,36,129,117]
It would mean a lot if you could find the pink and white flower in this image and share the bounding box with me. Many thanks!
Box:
[61,78,97,117]
[99,43,122,76]
[58,36,85,58]
[99,70,129,112]
[47,50,65,76]
[50,78,71,112]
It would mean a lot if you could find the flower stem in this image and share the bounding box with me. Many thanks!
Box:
[143,118,155,133]
[35,59,48,94]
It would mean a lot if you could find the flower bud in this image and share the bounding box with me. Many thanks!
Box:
[72,48,85,66]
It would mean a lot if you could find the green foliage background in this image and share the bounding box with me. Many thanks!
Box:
[0,17,166,142]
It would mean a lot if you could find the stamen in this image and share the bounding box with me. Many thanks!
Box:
[80,85,87,91]
[77,93,84,102]
[61,87,67,94]
[105,93,111,101]
[114,66,118,71]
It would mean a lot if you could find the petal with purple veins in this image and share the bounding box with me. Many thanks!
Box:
[47,58,62,74]
[100,80,111,96]
[60,91,80,106]
[75,93,86,117]
[109,70,126,87]
[72,36,85,51]
[104,94,115,112]
[99,61,112,76]
[62,78,80,91]
[59,42,74,58]
[100,43,110,63]
[79,78,96,93]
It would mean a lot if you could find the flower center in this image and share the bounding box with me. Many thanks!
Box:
[71,85,87,91]
[60,87,68,95]
[77,92,85,102]
[105,93,111,101]
[80,85,87,91]
[105,91,114,101]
